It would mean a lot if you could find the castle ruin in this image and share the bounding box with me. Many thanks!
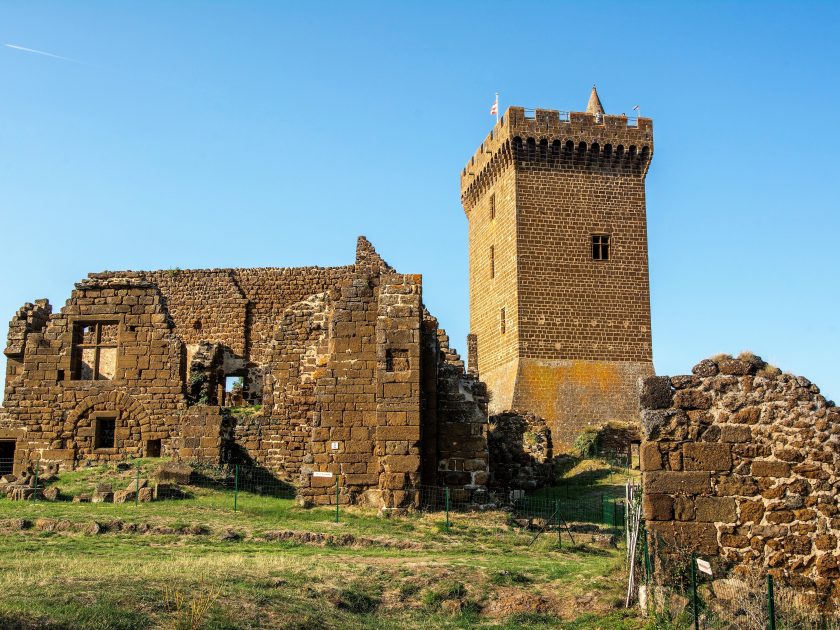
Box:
[1,87,656,504]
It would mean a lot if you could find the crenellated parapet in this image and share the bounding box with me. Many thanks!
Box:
[460,106,654,211]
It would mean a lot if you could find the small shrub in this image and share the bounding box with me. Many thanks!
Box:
[336,587,380,614]
[398,582,420,598]
[573,430,599,458]
[422,580,466,609]
[490,569,532,586]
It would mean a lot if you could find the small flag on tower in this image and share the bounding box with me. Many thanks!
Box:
[490,93,499,119]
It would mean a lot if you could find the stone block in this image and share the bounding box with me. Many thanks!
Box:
[673,390,712,410]
[382,455,420,473]
[720,425,752,443]
[695,497,736,522]
[375,426,419,441]
[644,471,710,495]
[674,496,695,521]
[640,443,662,471]
[643,493,674,521]
[640,377,672,410]
[751,460,791,477]
[683,443,731,471]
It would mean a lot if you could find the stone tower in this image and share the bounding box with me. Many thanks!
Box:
[460,87,655,448]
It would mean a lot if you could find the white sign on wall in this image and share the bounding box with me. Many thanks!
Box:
[331,442,339,450]
[696,558,712,576]
[312,471,333,478]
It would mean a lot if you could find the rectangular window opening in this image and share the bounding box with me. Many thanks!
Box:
[94,415,116,450]
[71,321,119,380]
[490,193,496,220]
[500,308,506,334]
[592,235,610,261]
[385,349,410,372]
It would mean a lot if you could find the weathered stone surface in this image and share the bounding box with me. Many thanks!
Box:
[752,460,791,477]
[683,443,731,472]
[154,462,192,485]
[643,493,674,521]
[644,471,710,495]
[0,237,491,509]
[695,497,737,523]
[640,353,840,606]
[640,377,672,410]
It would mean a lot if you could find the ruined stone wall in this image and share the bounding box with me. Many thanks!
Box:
[641,354,840,603]
[460,106,654,449]
[1,237,490,507]
[1,278,187,471]
[488,411,552,491]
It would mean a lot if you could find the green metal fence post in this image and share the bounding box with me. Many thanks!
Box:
[691,553,699,630]
[234,464,239,513]
[444,487,450,531]
[767,573,776,630]
[334,476,339,523]
[135,461,140,507]
[33,460,39,502]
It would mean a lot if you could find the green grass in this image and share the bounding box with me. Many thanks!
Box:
[0,460,644,629]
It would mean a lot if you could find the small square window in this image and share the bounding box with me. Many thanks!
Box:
[592,235,610,261]
[94,415,116,449]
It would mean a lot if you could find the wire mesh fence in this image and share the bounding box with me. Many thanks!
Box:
[636,527,840,629]
[0,457,629,539]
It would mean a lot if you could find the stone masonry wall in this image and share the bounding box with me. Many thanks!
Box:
[641,354,840,605]
[1,237,490,508]
[461,104,654,449]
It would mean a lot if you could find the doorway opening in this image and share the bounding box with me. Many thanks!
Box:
[0,441,16,475]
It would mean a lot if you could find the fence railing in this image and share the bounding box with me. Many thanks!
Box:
[0,458,627,533]
[637,527,840,629]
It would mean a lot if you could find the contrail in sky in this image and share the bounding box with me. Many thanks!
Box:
[5,43,80,63]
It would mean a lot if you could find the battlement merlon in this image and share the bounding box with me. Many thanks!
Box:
[460,106,654,212]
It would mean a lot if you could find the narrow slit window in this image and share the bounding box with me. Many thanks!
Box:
[500,308,506,334]
[592,235,610,261]
[490,245,495,279]
[490,193,496,220]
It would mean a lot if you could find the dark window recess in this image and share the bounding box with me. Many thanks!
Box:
[57,369,64,382]
[592,235,610,260]
[95,416,116,449]
[490,245,495,278]
[500,308,506,334]
[490,193,496,220]
[146,439,161,458]
[385,349,410,372]
[0,441,15,475]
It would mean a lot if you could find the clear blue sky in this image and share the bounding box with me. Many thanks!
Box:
[1,2,838,401]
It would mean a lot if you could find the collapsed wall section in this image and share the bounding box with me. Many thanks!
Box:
[640,354,840,605]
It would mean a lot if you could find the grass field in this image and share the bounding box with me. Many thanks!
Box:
[0,460,646,630]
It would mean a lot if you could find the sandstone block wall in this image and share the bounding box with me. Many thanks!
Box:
[641,354,840,603]
[461,104,654,448]
[1,237,489,507]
